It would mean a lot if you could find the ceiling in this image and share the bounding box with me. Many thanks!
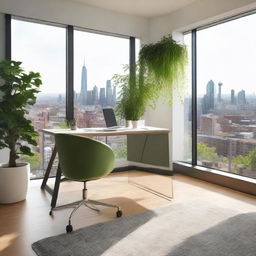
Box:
[69,0,199,18]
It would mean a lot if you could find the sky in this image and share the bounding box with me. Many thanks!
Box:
[11,19,140,95]
[12,13,256,98]
[184,12,256,97]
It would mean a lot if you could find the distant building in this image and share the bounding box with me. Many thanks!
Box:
[106,80,112,106]
[92,85,99,105]
[231,89,235,104]
[237,90,246,105]
[200,114,220,135]
[99,88,106,106]
[207,80,215,109]
[218,82,222,103]
[202,80,215,114]
[87,90,93,105]
[79,62,87,105]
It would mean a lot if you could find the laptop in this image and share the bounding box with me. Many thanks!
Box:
[102,108,123,129]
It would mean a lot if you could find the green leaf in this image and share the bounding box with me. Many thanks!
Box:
[0,60,41,166]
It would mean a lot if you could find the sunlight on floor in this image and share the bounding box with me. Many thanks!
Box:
[0,233,19,252]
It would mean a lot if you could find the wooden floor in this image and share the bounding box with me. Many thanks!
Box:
[0,171,256,256]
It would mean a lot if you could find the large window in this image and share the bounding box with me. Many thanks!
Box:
[11,17,136,179]
[12,18,66,179]
[73,30,130,159]
[183,33,192,163]
[184,12,256,179]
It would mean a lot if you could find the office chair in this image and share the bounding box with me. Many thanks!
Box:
[51,133,122,233]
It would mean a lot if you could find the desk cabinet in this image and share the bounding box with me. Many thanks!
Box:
[127,133,169,167]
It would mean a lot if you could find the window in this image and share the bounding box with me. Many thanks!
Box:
[74,30,130,160]
[11,17,136,178]
[183,33,192,163]
[183,12,256,179]
[12,18,66,179]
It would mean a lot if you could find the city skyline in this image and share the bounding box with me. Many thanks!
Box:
[77,62,116,107]
[185,12,256,96]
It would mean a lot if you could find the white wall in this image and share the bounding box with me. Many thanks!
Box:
[0,0,149,40]
[149,0,256,41]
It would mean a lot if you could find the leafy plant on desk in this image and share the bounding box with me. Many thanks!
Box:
[113,65,157,121]
[113,35,188,121]
[0,60,42,167]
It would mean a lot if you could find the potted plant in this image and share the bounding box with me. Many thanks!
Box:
[114,35,187,127]
[113,65,156,128]
[0,60,42,204]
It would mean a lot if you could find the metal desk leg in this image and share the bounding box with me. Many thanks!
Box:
[51,164,62,208]
[41,145,57,189]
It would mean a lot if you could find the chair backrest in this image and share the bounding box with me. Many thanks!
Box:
[55,134,115,181]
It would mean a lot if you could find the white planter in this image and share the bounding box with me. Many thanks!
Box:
[132,120,145,128]
[126,120,132,128]
[0,163,30,204]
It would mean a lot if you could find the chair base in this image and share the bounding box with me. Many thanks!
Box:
[49,181,122,232]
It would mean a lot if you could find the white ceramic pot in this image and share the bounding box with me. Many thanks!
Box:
[126,120,132,128]
[132,120,145,128]
[132,120,139,128]
[0,163,30,204]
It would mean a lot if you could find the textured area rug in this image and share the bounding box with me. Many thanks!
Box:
[32,201,256,256]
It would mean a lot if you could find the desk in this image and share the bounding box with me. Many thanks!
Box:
[40,126,169,208]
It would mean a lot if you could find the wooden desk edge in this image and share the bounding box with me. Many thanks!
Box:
[40,127,170,136]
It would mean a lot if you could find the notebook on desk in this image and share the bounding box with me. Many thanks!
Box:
[102,108,124,129]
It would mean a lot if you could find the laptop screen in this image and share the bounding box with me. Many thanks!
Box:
[103,108,118,127]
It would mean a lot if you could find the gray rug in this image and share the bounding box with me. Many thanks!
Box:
[32,201,256,256]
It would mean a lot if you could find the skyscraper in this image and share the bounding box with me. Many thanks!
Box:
[237,90,246,105]
[218,82,222,103]
[202,80,215,114]
[92,85,98,105]
[79,62,87,105]
[99,88,106,106]
[106,80,112,106]
[231,89,235,104]
[87,90,93,105]
[207,80,215,109]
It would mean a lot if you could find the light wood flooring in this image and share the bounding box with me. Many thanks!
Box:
[0,171,256,256]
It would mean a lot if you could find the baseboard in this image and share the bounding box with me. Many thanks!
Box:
[173,162,256,196]
[113,166,173,176]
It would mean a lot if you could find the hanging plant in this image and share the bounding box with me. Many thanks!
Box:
[139,35,188,102]
[114,35,188,121]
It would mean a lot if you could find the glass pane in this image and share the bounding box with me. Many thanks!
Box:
[74,30,129,160]
[197,14,256,178]
[183,33,192,163]
[12,19,66,179]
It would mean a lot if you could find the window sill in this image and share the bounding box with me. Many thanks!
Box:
[173,161,256,196]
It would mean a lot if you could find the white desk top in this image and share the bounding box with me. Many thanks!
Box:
[41,126,170,136]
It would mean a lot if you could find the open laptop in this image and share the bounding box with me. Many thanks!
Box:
[102,108,124,129]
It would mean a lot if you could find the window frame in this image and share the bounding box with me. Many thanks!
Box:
[6,14,136,121]
[176,10,256,195]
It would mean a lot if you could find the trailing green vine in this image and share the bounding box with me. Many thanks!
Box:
[114,35,188,120]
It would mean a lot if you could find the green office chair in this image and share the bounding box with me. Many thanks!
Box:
[52,133,122,233]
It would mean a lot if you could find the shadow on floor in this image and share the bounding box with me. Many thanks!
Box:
[168,212,256,256]
[32,198,157,256]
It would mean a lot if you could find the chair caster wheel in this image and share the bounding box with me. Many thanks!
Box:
[116,210,122,218]
[66,224,73,233]
[49,210,53,216]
